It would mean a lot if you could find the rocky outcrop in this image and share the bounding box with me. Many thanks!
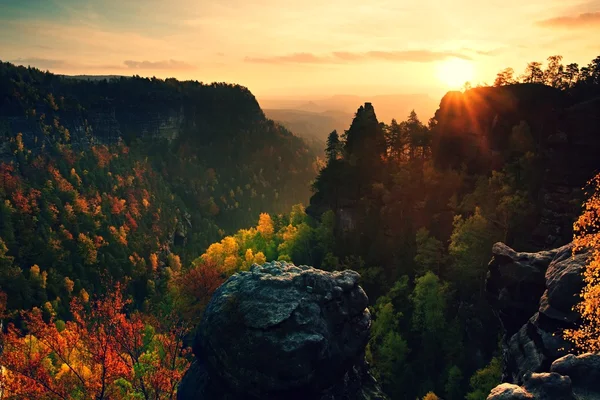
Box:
[178,261,387,400]
[487,242,587,383]
[486,242,600,399]
[432,86,600,249]
[533,97,600,249]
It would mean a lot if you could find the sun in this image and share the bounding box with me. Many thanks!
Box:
[436,58,475,89]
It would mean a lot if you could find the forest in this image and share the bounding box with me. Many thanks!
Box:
[0,52,599,399]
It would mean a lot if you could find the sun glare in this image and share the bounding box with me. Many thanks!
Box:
[436,58,475,89]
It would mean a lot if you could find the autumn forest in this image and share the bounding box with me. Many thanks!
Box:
[0,52,600,400]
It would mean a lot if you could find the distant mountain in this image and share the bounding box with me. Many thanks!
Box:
[260,93,439,127]
[263,108,353,144]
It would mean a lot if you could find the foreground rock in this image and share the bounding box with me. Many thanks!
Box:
[178,261,387,400]
[486,242,600,399]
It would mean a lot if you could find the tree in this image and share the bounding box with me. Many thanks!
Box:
[445,365,463,400]
[522,61,544,83]
[411,272,448,395]
[343,103,386,166]
[449,208,499,298]
[369,301,409,399]
[465,357,502,400]
[414,228,445,275]
[509,121,535,155]
[564,174,600,351]
[0,284,190,399]
[257,213,274,240]
[563,63,580,88]
[173,258,224,325]
[493,68,515,86]
[404,110,430,162]
[544,55,564,88]
[325,130,341,163]
[386,119,407,162]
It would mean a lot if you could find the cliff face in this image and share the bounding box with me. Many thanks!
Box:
[0,62,269,160]
[0,93,226,156]
[486,242,600,399]
[178,262,387,400]
[432,86,600,249]
[536,97,600,249]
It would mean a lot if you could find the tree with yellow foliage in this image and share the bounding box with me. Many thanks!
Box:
[257,212,274,240]
[564,174,600,351]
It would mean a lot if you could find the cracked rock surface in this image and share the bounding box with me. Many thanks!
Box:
[178,261,385,400]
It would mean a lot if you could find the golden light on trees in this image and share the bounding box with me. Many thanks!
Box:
[564,174,600,351]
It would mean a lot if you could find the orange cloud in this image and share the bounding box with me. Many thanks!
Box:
[10,58,76,70]
[245,50,472,64]
[123,59,195,70]
[8,57,195,72]
[537,12,600,28]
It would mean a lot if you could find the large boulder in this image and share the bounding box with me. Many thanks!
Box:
[551,353,600,398]
[178,261,387,400]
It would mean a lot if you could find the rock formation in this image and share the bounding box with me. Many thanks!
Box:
[177,261,387,400]
[486,242,600,399]
[431,86,600,248]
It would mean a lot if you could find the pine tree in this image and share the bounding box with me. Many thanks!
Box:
[325,130,341,163]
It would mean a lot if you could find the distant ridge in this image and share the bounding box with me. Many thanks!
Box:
[260,93,439,124]
[61,74,128,81]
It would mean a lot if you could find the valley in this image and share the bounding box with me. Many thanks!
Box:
[0,51,600,400]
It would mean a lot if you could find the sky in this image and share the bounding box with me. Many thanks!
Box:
[1,0,599,100]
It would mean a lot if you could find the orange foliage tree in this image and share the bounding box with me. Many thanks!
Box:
[564,174,600,351]
[0,284,190,399]
[172,258,224,325]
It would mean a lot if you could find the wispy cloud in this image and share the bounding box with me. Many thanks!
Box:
[10,57,81,70]
[123,59,195,70]
[461,47,505,56]
[537,12,600,27]
[245,50,472,64]
[9,57,195,72]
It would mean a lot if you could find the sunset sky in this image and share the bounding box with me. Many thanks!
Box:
[1,0,599,100]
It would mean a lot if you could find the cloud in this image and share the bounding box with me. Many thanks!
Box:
[8,57,195,73]
[245,50,471,64]
[10,57,76,70]
[537,12,600,28]
[461,47,505,56]
[366,50,471,62]
[245,52,331,64]
[123,59,195,70]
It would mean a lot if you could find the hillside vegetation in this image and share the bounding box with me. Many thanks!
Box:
[0,53,599,399]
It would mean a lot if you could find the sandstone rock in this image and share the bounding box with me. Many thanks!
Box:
[487,372,575,400]
[521,372,574,400]
[486,242,599,399]
[551,353,600,395]
[487,383,534,400]
[486,242,589,383]
[486,242,561,338]
[540,246,586,325]
[178,261,385,400]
